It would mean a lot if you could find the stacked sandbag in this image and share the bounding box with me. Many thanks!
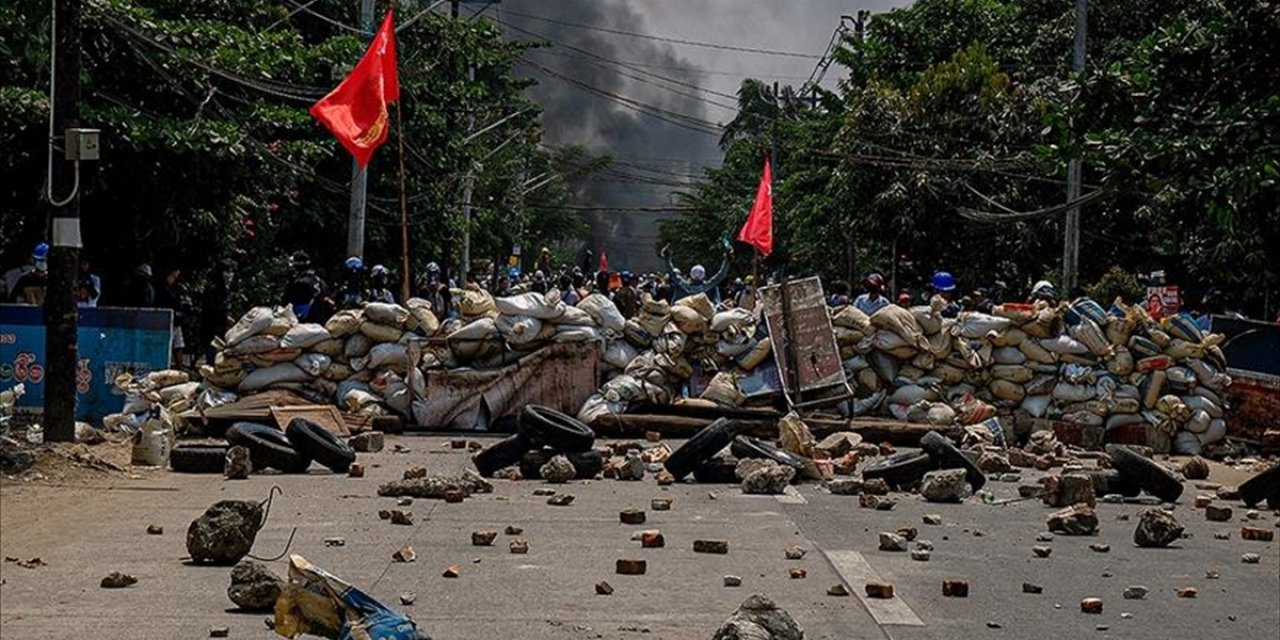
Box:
[102,369,200,434]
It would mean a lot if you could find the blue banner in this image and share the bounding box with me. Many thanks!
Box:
[0,304,172,422]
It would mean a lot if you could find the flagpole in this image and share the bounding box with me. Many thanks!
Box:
[396,103,411,302]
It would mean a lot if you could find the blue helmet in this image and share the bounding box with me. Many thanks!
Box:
[344,256,364,271]
[931,271,957,292]
[32,242,50,260]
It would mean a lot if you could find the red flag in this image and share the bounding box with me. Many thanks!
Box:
[310,10,399,168]
[737,158,773,256]
[599,251,609,273]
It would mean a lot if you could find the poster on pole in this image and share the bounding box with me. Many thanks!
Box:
[1145,285,1181,319]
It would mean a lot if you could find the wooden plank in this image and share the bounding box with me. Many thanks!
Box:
[271,405,349,436]
[590,413,954,446]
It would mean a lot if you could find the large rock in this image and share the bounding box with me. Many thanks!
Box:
[742,463,795,495]
[1046,504,1099,535]
[1134,509,1184,548]
[977,452,1012,474]
[711,594,804,640]
[186,500,263,565]
[816,432,863,457]
[1042,473,1097,507]
[227,560,284,611]
[919,469,970,503]
[540,455,576,484]
[377,471,491,499]
[735,458,775,481]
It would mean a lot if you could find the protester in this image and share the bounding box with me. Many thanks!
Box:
[613,271,640,318]
[735,275,757,311]
[531,270,549,294]
[930,271,960,318]
[897,291,913,307]
[122,263,156,307]
[284,251,327,321]
[828,281,852,307]
[972,287,994,314]
[201,263,234,364]
[77,258,101,307]
[367,264,395,303]
[661,237,733,303]
[337,257,367,309]
[416,262,447,315]
[156,266,191,366]
[9,243,49,305]
[853,273,889,315]
[1029,280,1058,305]
[537,247,552,275]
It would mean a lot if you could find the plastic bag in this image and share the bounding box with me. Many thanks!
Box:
[275,555,422,640]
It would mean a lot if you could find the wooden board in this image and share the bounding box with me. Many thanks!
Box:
[271,405,349,436]
[759,277,846,400]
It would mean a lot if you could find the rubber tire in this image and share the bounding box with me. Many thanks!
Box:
[730,436,806,471]
[518,405,595,452]
[284,418,356,473]
[1238,462,1280,508]
[225,422,311,474]
[1087,469,1142,498]
[693,456,740,483]
[169,445,228,474]
[1106,444,1183,502]
[519,448,604,480]
[920,431,986,491]
[664,418,737,480]
[861,452,936,488]
[472,434,533,477]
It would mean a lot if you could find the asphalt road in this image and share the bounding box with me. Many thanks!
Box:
[1,435,1277,640]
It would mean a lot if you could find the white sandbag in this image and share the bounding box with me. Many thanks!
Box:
[311,338,345,357]
[556,306,596,327]
[956,312,1011,339]
[831,305,872,332]
[1172,430,1202,455]
[495,314,544,345]
[281,323,332,349]
[225,334,281,356]
[1106,412,1147,430]
[926,330,953,358]
[711,308,754,333]
[700,372,745,407]
[910,306,943,336]
[910,351,937,371]
[1106,348,1134,376]
[578,294,625,333]
[926,403,956,426]
[1020,394,1052,418]
[404,298,441,335]
[1052,382,1096,403]
[622,320,654,348]
[889,384,936,405]
[447,318,502,360]
[1068,317,1112,357]
[343,389,384,413]
[345,333,373,359]
[603,340,639,370]
[872,330,916,354]
[262,306,297,336]
[578,393,624,424]
[145,369,189,389]
[255,347,303,364]
[870,305,929,351]
[1198,419,1227,446]
[359,320,403,343]
[655,353,693,380]
[226,307,274,346]
[669,305,708,334]
[452,288,498,319]
[294,352,332,377]
[194,387,238,412]
[993,347,1026,365]
[157,381,200,405]
[991,365,1034,384]
[553,325,603,343]
[1182,395,1223,419]
[370,372,411,416]
[991,327,1027,348]
[989,380,1026,402]
[238,363,310,393]
[495,292,566,321]
[1019,339,1056,364]
[737,337,772,370]
[716,335,754,358]
[1184,409,1212,434]
[1191,385,1225,407]
[199,364,246,389]
[833,326,865,347]
[1040,335,1089,355]
[675,293,715,321]
[325,309,364,338]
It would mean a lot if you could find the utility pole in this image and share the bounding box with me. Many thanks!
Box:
[346,0,376,259]
[44,0,85,442]
[1062,0,1087,292]
[452,0,476,277]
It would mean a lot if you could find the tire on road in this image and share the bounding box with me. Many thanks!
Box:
[518,405,595,452]
[1106,444,1183,502]
[284,418,356,473]
[225,422,311,474]
[664,418,737,480]
[861,452,935,488]
[920,431,986,491]
[472,434,534,477]
[729,435,806,471]
[169,445,228,474]
[1238,462,1280,508]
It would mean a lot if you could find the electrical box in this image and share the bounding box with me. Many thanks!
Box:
[65,128,100,161]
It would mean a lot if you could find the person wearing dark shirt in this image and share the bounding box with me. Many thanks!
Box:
[284,251,327,321]
[122,264,156,307]
[156,267,191,366]
[661,237,734,303]
[613,271,640,318]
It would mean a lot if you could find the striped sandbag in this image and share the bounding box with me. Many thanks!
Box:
[1073,298,1109,327]
[1166,314,1204,343]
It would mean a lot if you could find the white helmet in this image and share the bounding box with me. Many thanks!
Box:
[690,264,707,280]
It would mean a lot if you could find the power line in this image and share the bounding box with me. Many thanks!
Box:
[526,50,739,111]
[497,7,823,59]
[531,49,816,80]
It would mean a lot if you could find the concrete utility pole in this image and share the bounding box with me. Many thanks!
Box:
[346,0,376,259]
[1063,0,1087,292]
[452,0,477,277]
[44,0,85,443]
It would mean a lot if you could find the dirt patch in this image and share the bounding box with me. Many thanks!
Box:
[1,439,158,486]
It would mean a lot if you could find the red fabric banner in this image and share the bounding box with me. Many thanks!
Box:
[309,10,399,168]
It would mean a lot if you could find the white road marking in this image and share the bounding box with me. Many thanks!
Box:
[824,550,926,627]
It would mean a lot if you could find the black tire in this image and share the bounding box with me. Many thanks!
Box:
[862,452,936,488]
[1238,463,1280,508]
[285,418,356,473]
[472,434,533,477]
[169,445,228,474]
[519,448,604,480]
[730,436,806,471]
[664,418,737,480]
[693,456,740,483]
[225,422,311,474]
[518,405,595,452]
[920,432,986,491]
[1087,469,1142,498]
[1106,444,1183,502]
